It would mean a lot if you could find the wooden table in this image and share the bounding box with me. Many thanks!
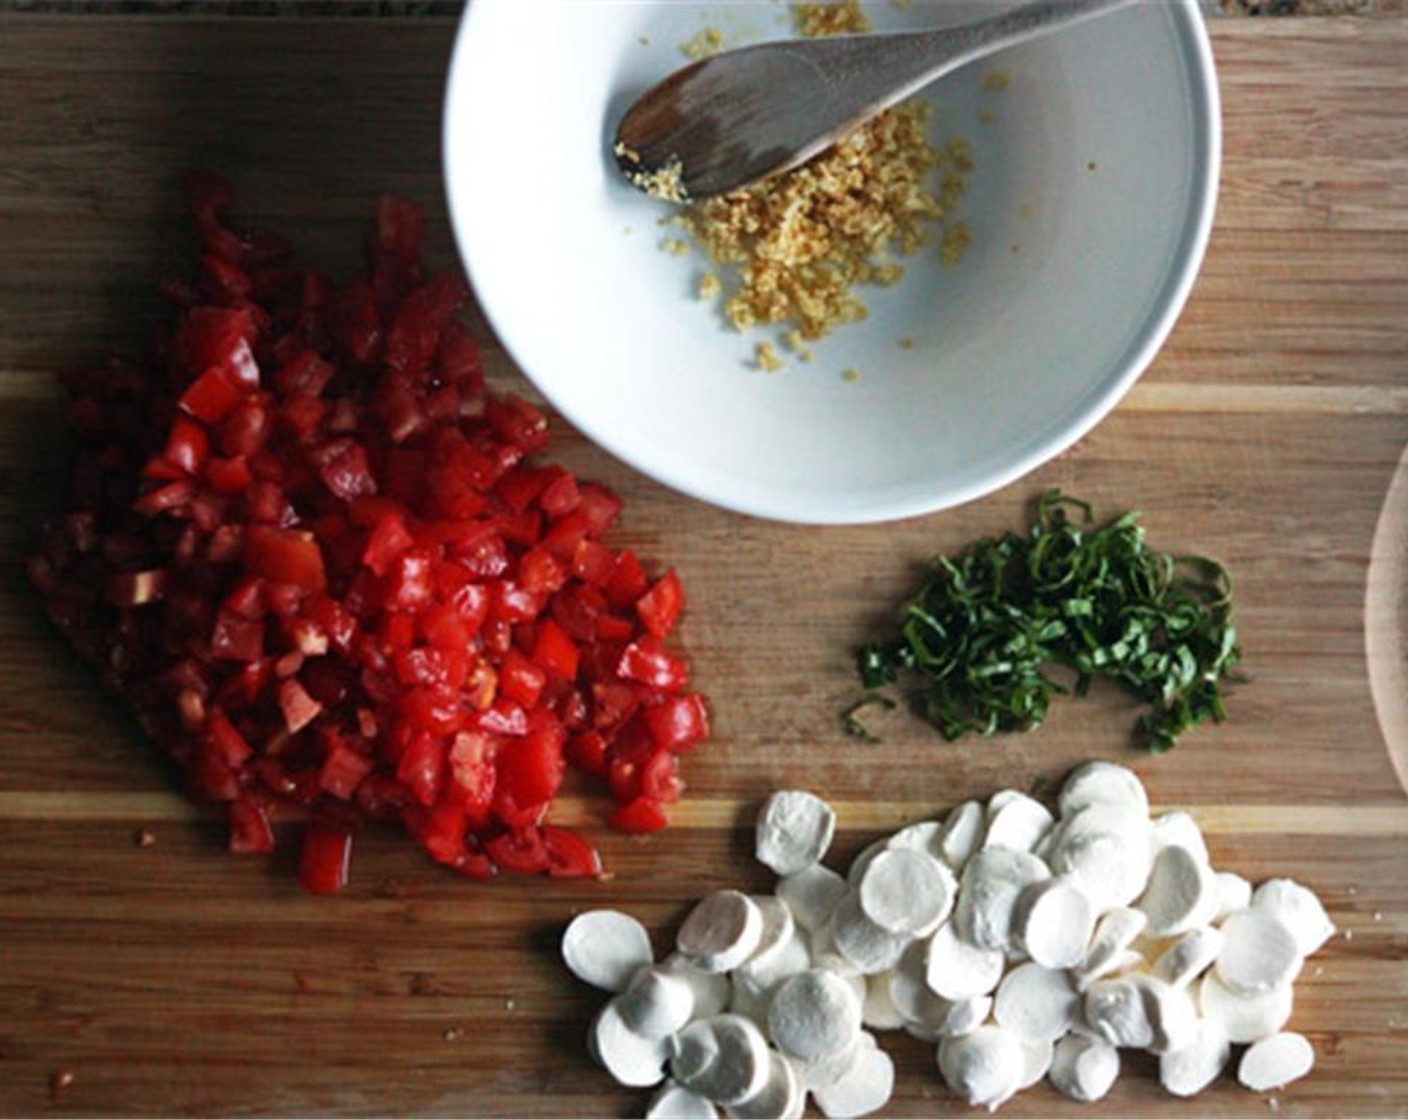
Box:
[1,10,1406,1118]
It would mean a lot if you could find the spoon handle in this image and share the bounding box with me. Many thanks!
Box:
[803,0,1141,123]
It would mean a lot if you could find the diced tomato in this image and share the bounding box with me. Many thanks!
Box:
[609,797,669,835]
[171,306,259,386]
[531,617,580,681]
[27,176,710,894]
[385,271,466,378]
[318,735,373,800]
[538,471,581,517]
[446,731,496,824]
[210,611,265,662]
[570,539,616,586]
[636,569,684,639]
[565,730,608,777]
[273,349,334,398]
[180,365,246,424]
[205,707,253,767]
[278,677,322,734]
[396,731,445,807]
[518,546,565,597]
[133,479,194,518]
[485,395,550,453]
[241,525,325,591]
[434,320,484,397]
[204,455,254,496]
[641,748,684,804]
[484,828,550,875]
[642,693,710,753]
[617,636,688,692]
[227,795,276,854]
[542,826,602,878]
[383,549,434,611]
[496,722,565,809]
[604,548,649,608]
[218,396,272,458]
[299,821,353,894]
[498,648,547,709]
[361,510,415,577]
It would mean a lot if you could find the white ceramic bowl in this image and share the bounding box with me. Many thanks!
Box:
[443,1,1219,525]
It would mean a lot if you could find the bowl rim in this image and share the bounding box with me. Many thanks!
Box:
[441,0,1222,525]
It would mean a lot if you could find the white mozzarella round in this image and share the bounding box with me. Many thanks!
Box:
[563,909,655,992]
[755,790,837,875]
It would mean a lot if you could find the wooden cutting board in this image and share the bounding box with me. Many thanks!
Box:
[1,12,1406,1118]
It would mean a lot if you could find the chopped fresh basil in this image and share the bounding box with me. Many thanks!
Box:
[854,491,1241,752]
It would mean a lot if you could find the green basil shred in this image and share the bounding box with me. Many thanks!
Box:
[854,491,1240,752]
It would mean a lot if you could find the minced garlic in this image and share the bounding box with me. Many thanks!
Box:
[680,27,725,59]
[755,342,785,372]
[664,3,974,349]
[792,0,869,36]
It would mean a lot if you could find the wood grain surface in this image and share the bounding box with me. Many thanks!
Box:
[1,12,1407,1118]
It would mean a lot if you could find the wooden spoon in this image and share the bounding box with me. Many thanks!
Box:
[614,0,1138,201]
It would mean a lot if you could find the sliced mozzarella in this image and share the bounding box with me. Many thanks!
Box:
[1137,974,1200,1055]
[813,1039,895,1119]
[1137,844,1220,938]
[846,838,888,888]
[741,896,796,971]
[1014,876,1095,970]
[1057,760,1150,818]
[663,953,732,1021]
[994,961,1079,1043]
[1238,1031,1315,1092]
[725,1049,804,1120]
[939,994,992,1039]
[1047,804,1155,913]
[671,1014,772,1106]
[807,919,859,980]
[1213,870,1253,923]
[1077,907,1148,985]
[886,819,945,861]
[794,1032,868,1092]
[1083,977,1156,1049]
[592,999,672,1088]
[1016,1036,1054,1091]
[728,973,771,1030]
[563,909,655,992]
[1151,811,1210,864]
[1074,949,1144,993]
[1198,972,1294,1044]
[938,800,986,870]
[1152,927,1225,988]
[1049,1034,1120,1102]
[736,928,812,997]
[925,919,1006,1000]
[983,790,1055,855]
[1251,879,1336,957]
[768,968,864,1063]
[937,1025,1027,1111]
[862,970,906,1031]
[888,940,953,1030]
[647,1082,720,1119]
[678,891,765,974]
[777,863,847,934]
[619,964,696,1039]
[954,846,1050,953]
[858,848,956,937]
[755,790,837,875]
[1159,1017,1231,1097]
[1214,909,1303,995]
[830,891,910,975]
